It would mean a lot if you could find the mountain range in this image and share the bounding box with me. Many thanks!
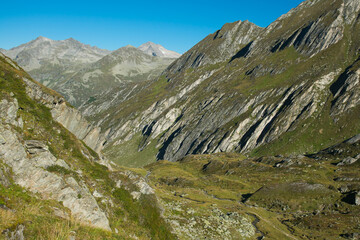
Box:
[77,0,360,166]
[1,37,181,106]
[1,0,360,239]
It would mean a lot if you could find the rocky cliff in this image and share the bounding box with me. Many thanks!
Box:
[20,74,106,153]
[79,0,360,166]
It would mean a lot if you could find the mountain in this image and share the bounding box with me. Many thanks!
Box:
[58,45,175,106]
[1,36,111,106]
[1,48,360,239]
[3,36,110,70]
[2,36,110,87]
[2,0,360,239]
[78,0,360,167]
[138,41,181,58]
[2,38,179,107]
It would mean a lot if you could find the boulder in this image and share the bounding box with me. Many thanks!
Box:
[345,134,360,144]
[3,224,25,240]
[355,192,360,206]
[24,140,48,154]
[337,157,358,166]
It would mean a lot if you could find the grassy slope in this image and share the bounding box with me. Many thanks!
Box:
[145,141,360,239]
[0,55,175,239]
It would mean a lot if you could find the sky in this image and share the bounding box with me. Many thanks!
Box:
[0,0,304,54]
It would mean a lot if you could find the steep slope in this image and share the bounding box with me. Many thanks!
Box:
[166,20,263,72]
[81,0,360,167]
[138,41,182,58]
[0,52,175,239]
[61,46,175,106]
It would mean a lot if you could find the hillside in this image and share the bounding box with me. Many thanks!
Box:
[0,52,175,239]
[145,134,360,239]
[78,0,360,168]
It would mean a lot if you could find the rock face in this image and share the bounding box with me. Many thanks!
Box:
[78,0,360,165]
[166,20,264,73]
[0,97,110,231]
[22,76,106,153]
[337,156,359,166]
[24,140,49,154]
[51,102,106,153]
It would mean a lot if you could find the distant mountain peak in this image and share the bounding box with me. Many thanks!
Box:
[64,37,79,42]
[4,37,111,72]
[138,42,181,58]
[35,36,52,42]
[123,44,136,48]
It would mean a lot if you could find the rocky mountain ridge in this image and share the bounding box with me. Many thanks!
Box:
[1,37,180,106]
[61,45,176,106]
[2,36,111,72]
[78,0,360,166]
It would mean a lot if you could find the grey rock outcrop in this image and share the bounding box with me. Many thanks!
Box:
[118,70,343,162]
[121,170,155,200]
[0,98,23,128]
[166,20,263,73]
[3,224,25,240]
[0,97,111,231]
[330,60,360,117]
[346,134,360,144]
[25,140,49,154]
[23,77,106,153]
[337,156,359,166]
[51,102,106,153]
[355,192,360,205]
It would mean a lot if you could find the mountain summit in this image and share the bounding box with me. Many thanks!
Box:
[2,36,110,71]
[138,41,181,58]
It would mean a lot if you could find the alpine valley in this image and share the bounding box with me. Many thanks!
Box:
[1,0,360,239]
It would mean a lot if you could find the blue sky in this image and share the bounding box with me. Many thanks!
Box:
[0,0,304,53]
